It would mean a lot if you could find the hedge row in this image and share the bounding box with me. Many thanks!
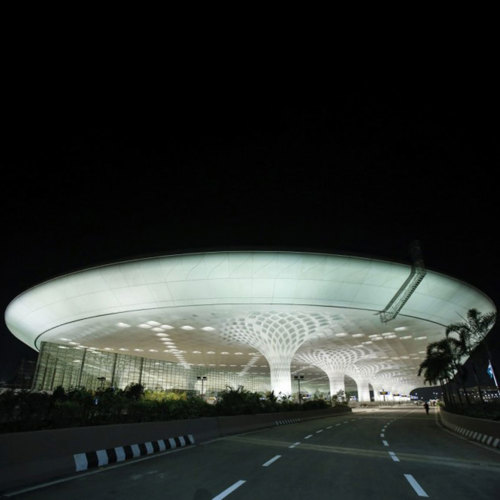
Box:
[0,384,336,433]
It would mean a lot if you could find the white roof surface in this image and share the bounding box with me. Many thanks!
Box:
[5,252,496,390]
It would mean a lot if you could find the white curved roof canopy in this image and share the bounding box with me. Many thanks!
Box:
[5,251,496,395]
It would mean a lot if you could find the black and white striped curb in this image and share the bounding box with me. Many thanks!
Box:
[73,434,195,471]
[449,424,500,449]
[275,418,301,426]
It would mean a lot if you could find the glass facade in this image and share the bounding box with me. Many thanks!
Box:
[33,342,271,394]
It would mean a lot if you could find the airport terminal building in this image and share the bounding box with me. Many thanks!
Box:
[5,252,496,400]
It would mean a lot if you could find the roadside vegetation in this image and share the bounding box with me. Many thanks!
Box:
[418,308,500,420]
[0,384,338,433]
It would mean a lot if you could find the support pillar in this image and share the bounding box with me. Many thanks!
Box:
[355,378,371,402]
[328,372,345,399]
[268,355,292,396]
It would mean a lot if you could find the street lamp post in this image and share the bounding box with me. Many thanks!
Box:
[197,376,207,396]
[294,375,304,404]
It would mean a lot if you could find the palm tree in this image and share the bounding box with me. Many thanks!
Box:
[418,338,458,407]
[446,309,497,403]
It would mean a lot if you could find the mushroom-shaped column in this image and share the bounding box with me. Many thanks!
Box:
[222,311,330,395]
[350,377,371,402]
[351,360,397,402]
[296,347,366,400]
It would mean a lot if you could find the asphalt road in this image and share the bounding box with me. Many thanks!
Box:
[5,407,500,499]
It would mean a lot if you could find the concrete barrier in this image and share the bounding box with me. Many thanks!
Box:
[439,407,500,449]
[0,406,350,493]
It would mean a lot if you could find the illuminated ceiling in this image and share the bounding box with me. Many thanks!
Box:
[5,251,496,394]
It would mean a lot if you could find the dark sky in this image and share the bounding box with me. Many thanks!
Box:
[1,84,499,380]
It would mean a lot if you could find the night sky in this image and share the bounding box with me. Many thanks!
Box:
[2,85,498,381]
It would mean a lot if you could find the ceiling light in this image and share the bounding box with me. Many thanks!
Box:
[155,333,168,337]
[161,325,174,329]
[119,348,129,351]
[335,333,348,337]
[400,335,412,340]
[138,324,152,329]
[149,349,158,352]
[202,326,215,331]
[352,333,364,338]
[117,322,130,328]
[147,321,161,326]
[134,349,144,352]
[181,325,195,330]
[415,336,427,340]
[394,327,407,331]
[152,327,165,332]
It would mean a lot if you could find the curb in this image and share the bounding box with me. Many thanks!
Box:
[446,423,500,449]
[73,434,195,472]
[274,418,301,426]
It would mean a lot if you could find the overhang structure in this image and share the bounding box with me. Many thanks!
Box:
[4,251,496,398]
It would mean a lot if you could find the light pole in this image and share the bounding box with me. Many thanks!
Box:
[197,376,207,396]
[294,375,304,404]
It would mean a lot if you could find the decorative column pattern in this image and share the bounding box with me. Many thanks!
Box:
[222,312,331,395]
[296,347,366,399]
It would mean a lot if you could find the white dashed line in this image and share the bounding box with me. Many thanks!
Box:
[326,426,332,429]
[336,424,341,427]
[316,429,323,433]
[289,442,301,448]
[404,474,429,497]
[388,451,400,462]
[382,440,389,447]
[380,433,385,438]
[262,455,281,467]
[213,480,246,499]
[305,434,313,439]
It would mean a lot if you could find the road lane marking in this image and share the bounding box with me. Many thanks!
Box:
[388,451,400,462]
[326,426,332,429]
[380,433,385,438]
[289,442,301,448]
[343,421,348,423]
[336,424,341,426]
[213,480,246,499]
[404,474,429,497]
[382,440,389,447]
[262,455,282,467]
[316,429,323,433]
[305,434,313,439]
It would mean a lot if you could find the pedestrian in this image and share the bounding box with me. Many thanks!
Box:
[424,401,429,415]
